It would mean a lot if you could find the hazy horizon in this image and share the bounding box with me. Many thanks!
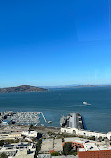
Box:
[0,83,111,89]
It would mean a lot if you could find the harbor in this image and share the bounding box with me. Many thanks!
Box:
[0,87,111,133]
[1,111,111,158]
[0,111,84,129]
[0,111,51,126]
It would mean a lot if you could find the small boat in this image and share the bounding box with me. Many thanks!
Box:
[83,101,91,105]
[48,121,52,124]
[34,124,38,126]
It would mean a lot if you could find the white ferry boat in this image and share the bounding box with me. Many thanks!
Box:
[83,101,91,105]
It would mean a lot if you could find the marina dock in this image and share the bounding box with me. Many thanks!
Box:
[0,111,47,126]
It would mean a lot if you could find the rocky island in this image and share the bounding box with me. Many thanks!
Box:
[0,85,48,93]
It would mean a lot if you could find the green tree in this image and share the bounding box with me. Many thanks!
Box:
[29,124,34,132]
[51,152,60,156]
[0,153,8,158]
[35,139,42,156]
[98,136,102,142]
[88,136,95,141]
[63,143,72,155]
[0,140,4,146]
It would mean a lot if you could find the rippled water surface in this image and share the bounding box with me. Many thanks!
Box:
[0,87,111,132]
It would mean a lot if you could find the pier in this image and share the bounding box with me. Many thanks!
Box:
[60,113,84,129]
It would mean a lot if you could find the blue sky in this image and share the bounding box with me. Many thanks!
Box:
[0,0,111,87]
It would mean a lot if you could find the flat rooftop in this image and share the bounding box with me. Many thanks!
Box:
[78,142,111,152]
[14,150,34,158]
[41,139,63,152]
[41,139,53,152]
[54,139,63,151]
[64,137,94,144]
[52,156,77,158]
[68,113,77,128]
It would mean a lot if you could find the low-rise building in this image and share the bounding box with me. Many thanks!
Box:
[21,131,37,138]
[0,132,22,140]
[41,139,63,153]
[38,155,77,158]
[63,137,87,149]
[14,150,34,158]
[38,154,51,158]
[78,143,111,158]
[61,127,107,139]
[62,136,111,158]
[52,156,77,158]
[0,142,35,157]
[41,139,53,153]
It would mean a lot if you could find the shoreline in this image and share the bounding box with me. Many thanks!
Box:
[0,124,60,134]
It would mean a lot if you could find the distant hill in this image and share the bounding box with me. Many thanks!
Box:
[0,85,48,93]
[73,85,111,88]
[43,84,111,88]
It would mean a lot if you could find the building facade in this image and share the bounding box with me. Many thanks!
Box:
[61,127,108,139]
[78,149,111,158]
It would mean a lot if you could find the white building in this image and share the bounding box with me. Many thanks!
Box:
[21,131,37,138]
[107,132,111,140]
[0,132,22,140]
[61,127,108,139]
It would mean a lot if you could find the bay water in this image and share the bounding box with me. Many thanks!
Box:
[0,87,111,133]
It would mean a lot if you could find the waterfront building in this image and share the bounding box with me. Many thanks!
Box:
[107,132,111,140]
[60,113,84,129]
[60,112,111,141]
[61,127,108,139]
